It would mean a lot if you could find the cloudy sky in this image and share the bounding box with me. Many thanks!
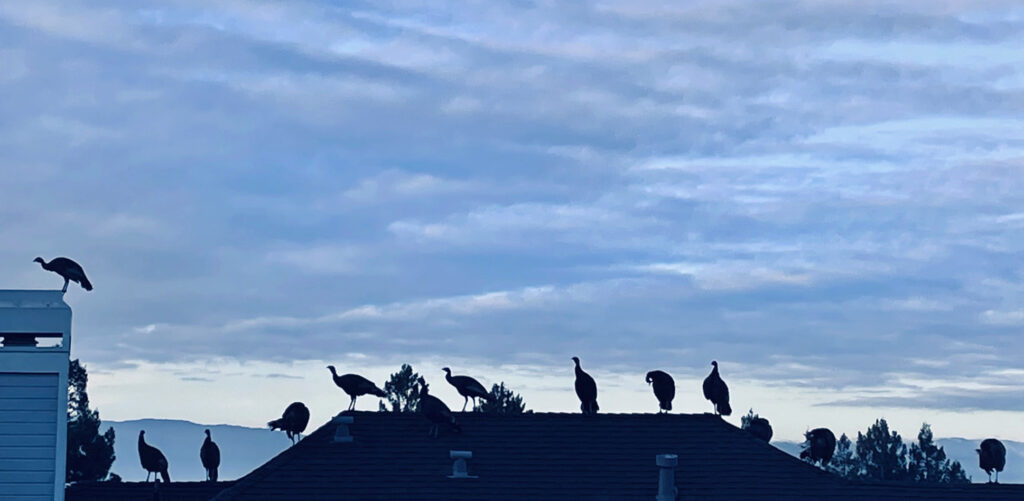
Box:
[2,0,1023,443]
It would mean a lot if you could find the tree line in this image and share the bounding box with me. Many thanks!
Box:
[743,410,969,483]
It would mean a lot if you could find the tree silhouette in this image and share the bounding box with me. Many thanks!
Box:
[856,419,908,481]
[908,423,969,484]
[66,359,116,482]
[740,409,761,429]
[473,382,528,415]
[826,433,859,478]
[377,364,424,413]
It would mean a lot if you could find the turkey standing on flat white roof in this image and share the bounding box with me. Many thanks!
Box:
[419,381,461,438]
[138,430,170,483]
[327,366,386,411]
[34,256,92,292]
[200,429,220,482]
[977,438,1006,483]
[268,402,310,445]
[645,370,675,413]
[572,357,599,415]
[702,361,732,416]
[443,367,491,411]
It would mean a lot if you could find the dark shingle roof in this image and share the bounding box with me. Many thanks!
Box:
[66,480,234,501]
[209,411,1024,501]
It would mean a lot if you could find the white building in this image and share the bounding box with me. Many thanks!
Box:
[0,290,72,501]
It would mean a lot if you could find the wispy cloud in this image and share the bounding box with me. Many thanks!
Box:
[2,0,1023,435]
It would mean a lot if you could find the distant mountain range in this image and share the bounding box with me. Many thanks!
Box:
[774,439,1023,484]
[105,419,294,482]
[102,418,1022,484]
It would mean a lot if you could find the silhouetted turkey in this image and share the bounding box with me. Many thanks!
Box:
[138,430,170,483]
[702,361,731,416]
[443,367,491,411]
[645,370,675,413]
[746,417,773,443]
[800,428,836,465]
[419,381,461,438]
[268,402,310,445]
[572,357,599,415]
[977,438,1006,483]
[199,429,220,482]
[327,366,386,411]
[34,257,92,292]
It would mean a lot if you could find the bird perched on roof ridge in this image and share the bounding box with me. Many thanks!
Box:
[268,402,310,445]
[327,366,386,411]
[645,370,675,413]
[200,429,220,482]
[746,416,773,443]
[977,438,1006,483]
[702,360,731,416]
[138,430,170,483]
[419,381,461,438]
[442,367,491,412]
[572,356,599,415]
[800,428,836,466]
[34,256,92,292]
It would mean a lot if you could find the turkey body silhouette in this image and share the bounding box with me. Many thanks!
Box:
[572,357,599,415]
[268,402,310,445]
[34,256,92,292]
[702,361,731,416]
[138,430,170,483]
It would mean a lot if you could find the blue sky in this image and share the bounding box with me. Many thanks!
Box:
[2,0,1023,442]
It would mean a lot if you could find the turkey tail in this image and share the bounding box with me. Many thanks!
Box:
[664,401,672,411]
[719,402,732,416]
[160,470,170,483]
[210,468,218,482]
[80,276,93,291]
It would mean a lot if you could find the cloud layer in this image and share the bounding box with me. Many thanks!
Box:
[2,1,1023,430]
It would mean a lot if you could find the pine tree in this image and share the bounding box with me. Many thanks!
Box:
[66,359,116,482]
[377,364,424,413]
[855,419,908,481]
[907,423,969,484]
[827,433,859,478]
[474,382,528,415]
[740,409,759,430]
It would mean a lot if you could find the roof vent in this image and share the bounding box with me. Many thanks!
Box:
[448,450,478,479]
[332,415,354,443]
[656,454,678,501]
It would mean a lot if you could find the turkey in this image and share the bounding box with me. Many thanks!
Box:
[443,367,491,411]
[199,429,220,482]
[327,366,386,411]
[572,357,599,415]
[34,256,92,292]
[800,428,836,465]
[746,416,773,443]
[268,402,310,445]
[138,430,170,483]
[977,438,1006,483]
[419,381,461,438]
[645,370,675,413]
[702,361,731,416]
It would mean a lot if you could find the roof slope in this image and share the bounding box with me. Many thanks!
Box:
[209,411,1022,501]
